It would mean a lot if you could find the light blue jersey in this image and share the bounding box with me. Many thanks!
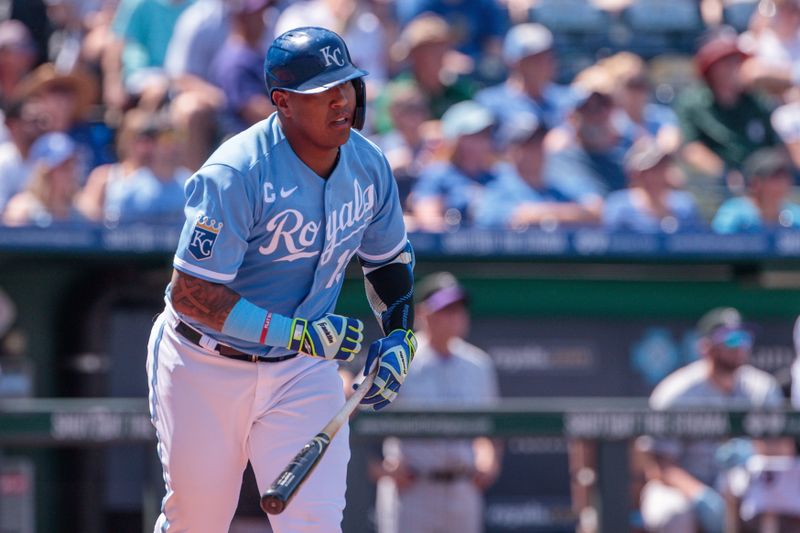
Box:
[171,113,407,357]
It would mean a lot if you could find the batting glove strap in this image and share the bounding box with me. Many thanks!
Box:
[287,314,364,362]
[361,329,417,411]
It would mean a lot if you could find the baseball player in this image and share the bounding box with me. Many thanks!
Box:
[145,27,416,533]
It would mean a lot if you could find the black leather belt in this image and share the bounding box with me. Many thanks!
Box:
[421,469,472,483]
[175,321,297,363]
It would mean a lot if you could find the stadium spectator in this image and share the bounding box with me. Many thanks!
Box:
[545,66,629,200]
[211,0,274,136]
[410,100,499,231]
[603,137,704,233]
[104,0,194,111]
[375,271,500,533]
[372,83,437,211]
[96,112,188,225]
[599,52,682,152]
[7,0,50,65]
[44,0,95,73]
[639,306,783,533]
[711,146,800,232]
[15,62,110,179]
[275,0,389,91]
[0,99,43,213]
[164,0,234,85]
[751,0,800,67]
[475,23,574,132]
[3,132,86,226]
[475,113,600,229]
[373,12,477,133]
[76,108,160,222]
[394,0,507,74]
[0,20,37,141]
[675,28,781,186]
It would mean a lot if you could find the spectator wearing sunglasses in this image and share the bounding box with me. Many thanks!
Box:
[638,307,783,533]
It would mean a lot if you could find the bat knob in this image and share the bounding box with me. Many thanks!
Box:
[260,492,286,515]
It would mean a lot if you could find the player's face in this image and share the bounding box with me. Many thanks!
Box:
[281,82,357,150]
[426,301,470,340]
[705,328,752,373]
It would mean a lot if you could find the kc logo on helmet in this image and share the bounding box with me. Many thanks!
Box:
[320,46,344,67]
[189,216,223,260]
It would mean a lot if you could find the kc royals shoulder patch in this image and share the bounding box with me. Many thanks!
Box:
[189,215,223,260]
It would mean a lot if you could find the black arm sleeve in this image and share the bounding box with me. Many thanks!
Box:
[361,243,415,335]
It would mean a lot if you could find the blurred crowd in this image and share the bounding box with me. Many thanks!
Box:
[0,0,800,232]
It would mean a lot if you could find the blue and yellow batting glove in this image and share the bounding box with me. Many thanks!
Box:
[288,314,364,361]
[360,329,417,411]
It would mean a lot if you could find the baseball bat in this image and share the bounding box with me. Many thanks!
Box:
[260,367,377,515]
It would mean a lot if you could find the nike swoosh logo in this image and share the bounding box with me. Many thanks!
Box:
[280,186,298,198]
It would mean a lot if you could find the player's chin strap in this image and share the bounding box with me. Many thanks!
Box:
[360,241,415,334]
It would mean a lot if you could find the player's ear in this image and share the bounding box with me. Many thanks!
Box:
[272,90,291,118]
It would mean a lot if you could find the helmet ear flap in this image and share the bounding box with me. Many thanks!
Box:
[352,78,366,130]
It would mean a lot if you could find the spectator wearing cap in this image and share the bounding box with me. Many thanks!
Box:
[394,0,507,77]
[15,62,111,179]
[711,146,800,232]
[599,52,682,152]
[675,28,781,183]
[474,113,599,229]
[210,0,275,137]
[475,23,574,133]
[3,132,86,226]
[545,65,629,200]
[0,99,44,213]
[409,100,499,231]
[0,20,37,113]
[373,84,437,210]
[603,137,704,233]
[375,271,500,533]
[373,13,477,134]
[639,307,783,533]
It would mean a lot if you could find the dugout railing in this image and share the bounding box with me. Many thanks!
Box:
[0,397,797,533]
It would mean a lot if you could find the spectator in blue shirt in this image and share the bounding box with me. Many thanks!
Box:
[604,137,704,233]
[372,83,437,211]
[475,113,599,229]
[712,147,800,232]
[600,52,682,151]
[410,100,498,231]
[475,23,574,133]
[546,65,630,200]
[210,0,274,136]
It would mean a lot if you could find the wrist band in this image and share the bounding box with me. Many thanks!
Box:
[222,298,293,347]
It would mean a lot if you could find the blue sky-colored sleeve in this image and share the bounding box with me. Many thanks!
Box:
[173,164,256,283]
[711,199,751,234]
[411,164,448,200]
[358,157,407,263]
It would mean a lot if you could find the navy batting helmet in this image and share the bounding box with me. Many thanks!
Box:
[265,27,368,129]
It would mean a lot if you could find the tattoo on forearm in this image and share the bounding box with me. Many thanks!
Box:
[170,271,239,331]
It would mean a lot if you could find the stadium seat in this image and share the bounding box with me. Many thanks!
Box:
[531,0,610,33]
[622,0,705,56]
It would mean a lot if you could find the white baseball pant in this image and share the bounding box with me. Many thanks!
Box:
[146,311,349,532]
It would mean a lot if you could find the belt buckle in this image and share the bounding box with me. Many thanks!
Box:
[250,354,258,363]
